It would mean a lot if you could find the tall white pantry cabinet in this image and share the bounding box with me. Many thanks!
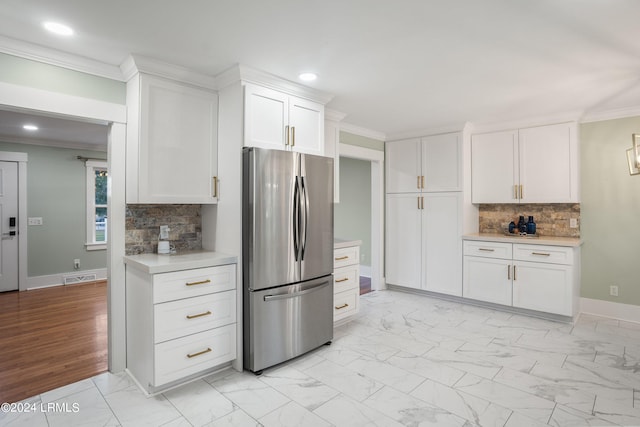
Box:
[385,133,463,296]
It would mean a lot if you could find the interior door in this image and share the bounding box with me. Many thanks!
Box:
[0,161,18,292]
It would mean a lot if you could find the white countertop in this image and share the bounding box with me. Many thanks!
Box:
[123,250,238,274]
[334,238,362,249]
[463,233,582,247]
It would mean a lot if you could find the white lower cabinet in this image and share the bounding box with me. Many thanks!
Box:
[333,244,360,322]
[125,261,237,394]
[463,240,578,316]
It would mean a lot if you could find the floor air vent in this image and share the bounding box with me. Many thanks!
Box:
[63,274,97,285]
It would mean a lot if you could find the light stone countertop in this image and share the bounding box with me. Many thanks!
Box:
[123,250,238,274]
[334,238,362,249]
[463,232,582,247]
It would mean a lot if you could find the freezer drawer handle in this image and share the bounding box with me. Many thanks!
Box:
[335,303,349,310]
[335,255,349,261]
[263,281,329,302]
[335,278,349,283]
[186,310,212,320]
[185,279,211,287]
[187,347,212,358]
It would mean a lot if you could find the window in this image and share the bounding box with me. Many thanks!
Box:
[86,160,107,250]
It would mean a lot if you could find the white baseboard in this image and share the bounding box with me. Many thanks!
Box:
[580,297,640,324]
[26,268,107,290]
[360,265,371,278]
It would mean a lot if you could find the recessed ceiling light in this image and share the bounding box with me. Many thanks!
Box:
[298,72,318,82]
[43,21,74,36]
[23,124,39,131]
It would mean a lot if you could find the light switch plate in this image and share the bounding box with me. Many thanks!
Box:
[28,217,43,226]
[569,218,578,228]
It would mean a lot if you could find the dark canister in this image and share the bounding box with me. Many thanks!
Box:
[526,216,536,235]
[518,215,526,233]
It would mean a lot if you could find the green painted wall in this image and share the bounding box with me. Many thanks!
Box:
[580,116,640,305]
[0,142,108,277]
[340,131,385,151]
[0,53,125,104]
[335,156,371,269]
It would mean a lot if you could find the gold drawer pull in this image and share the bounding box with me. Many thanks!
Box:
[187,347,212,358]
[335,256,349,261]
[335,303,349,310]
[531,252,551,256]
[335,278,349,283]
[185,279,211,286]
[186,310,212,320]
[478,248,495,252]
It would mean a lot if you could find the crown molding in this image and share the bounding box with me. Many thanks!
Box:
[386,123,465,142]
[216,64,334,105]
[339,122,386,141]
[0,35,124,81]
[325,108,347,122]
[467,111,582,134]
[0,135,107,152]
[120,54,217,90]
[580,104,640,123]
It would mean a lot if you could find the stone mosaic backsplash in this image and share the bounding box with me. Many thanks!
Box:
[125,204,202,255]
[479,203,580,237]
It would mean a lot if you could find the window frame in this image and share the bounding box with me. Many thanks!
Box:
[85,160,108,251]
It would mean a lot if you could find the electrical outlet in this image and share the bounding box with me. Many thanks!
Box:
[28,217,43,226]
[570,218,578,228]
[159,225,170,240]
[610,285,619,297]
[74,259,80,270]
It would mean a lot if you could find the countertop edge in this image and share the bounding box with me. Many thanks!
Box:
[462,233,583,247]
[123,250,238,274]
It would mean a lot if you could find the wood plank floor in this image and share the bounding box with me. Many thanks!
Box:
[0,281,107,403]
[359,276,371,295]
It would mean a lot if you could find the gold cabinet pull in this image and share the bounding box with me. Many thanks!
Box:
[335,255,349,261]
[478,248,495,252]
[417,176,421,189]
[291,126,295,147]
[335,303,349,310]
[421,175,425,189]
[531,252,551,256]
[185,279,211,287]
[421,196,424,210]
[513,265,517,281]
[285,125,290,146]
[514,185,518,199]
[418,196,421,209]
[335,277,349,283]
[508,265,511,280]
[186,310,212,320]
[519,185,523,199]
[187,347,212,358]
[213,176,219,198]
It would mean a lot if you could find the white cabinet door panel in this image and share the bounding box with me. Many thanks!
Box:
[463,256,512,305]
[386,194,422,289]
[244,83,288,150]
[289,96,324,155]
[518,123,574,203]
[423,193,462,296]
[422,133,461,192]
[512,261,572,316]
[471,130,518,203]
[386,138,421,193]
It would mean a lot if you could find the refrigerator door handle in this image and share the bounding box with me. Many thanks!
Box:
[293,176,300,261]
[300,176,309,260]
[263,280,330,302]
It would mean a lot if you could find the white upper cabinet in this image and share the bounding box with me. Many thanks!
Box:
[386,133,461,193]
[126,72,219,204]
[471,122,578,204]
[244,83,324,156]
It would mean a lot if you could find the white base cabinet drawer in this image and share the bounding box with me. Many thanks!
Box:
[154,290,236,343]
[463,240,512,259]
[513,244,574,265]
[334,246,359,269]
[333,289,358,321]
[333,265,359,294]
[154,264,235,303]
[155,324,236,386]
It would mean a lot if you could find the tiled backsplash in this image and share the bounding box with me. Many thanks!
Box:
[479,203,580,237]
[125,204,202,255]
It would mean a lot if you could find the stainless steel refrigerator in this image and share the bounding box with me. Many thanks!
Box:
[243,147,334,373]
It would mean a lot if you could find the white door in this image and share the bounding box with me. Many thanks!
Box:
[288,96,324,156]
[462,256,512,305]
[422,133,461,192]
[385,193,422,289]
[244,83,289,150]
[0,161,18,292]
[512,261,573,316]
[386,138,421,193]
[422,192,462,296]
[471,130,518,203]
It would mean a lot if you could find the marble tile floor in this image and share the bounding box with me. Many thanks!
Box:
[3,289,640,426]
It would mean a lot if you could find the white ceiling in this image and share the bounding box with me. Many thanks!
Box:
[1,0,640,139]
